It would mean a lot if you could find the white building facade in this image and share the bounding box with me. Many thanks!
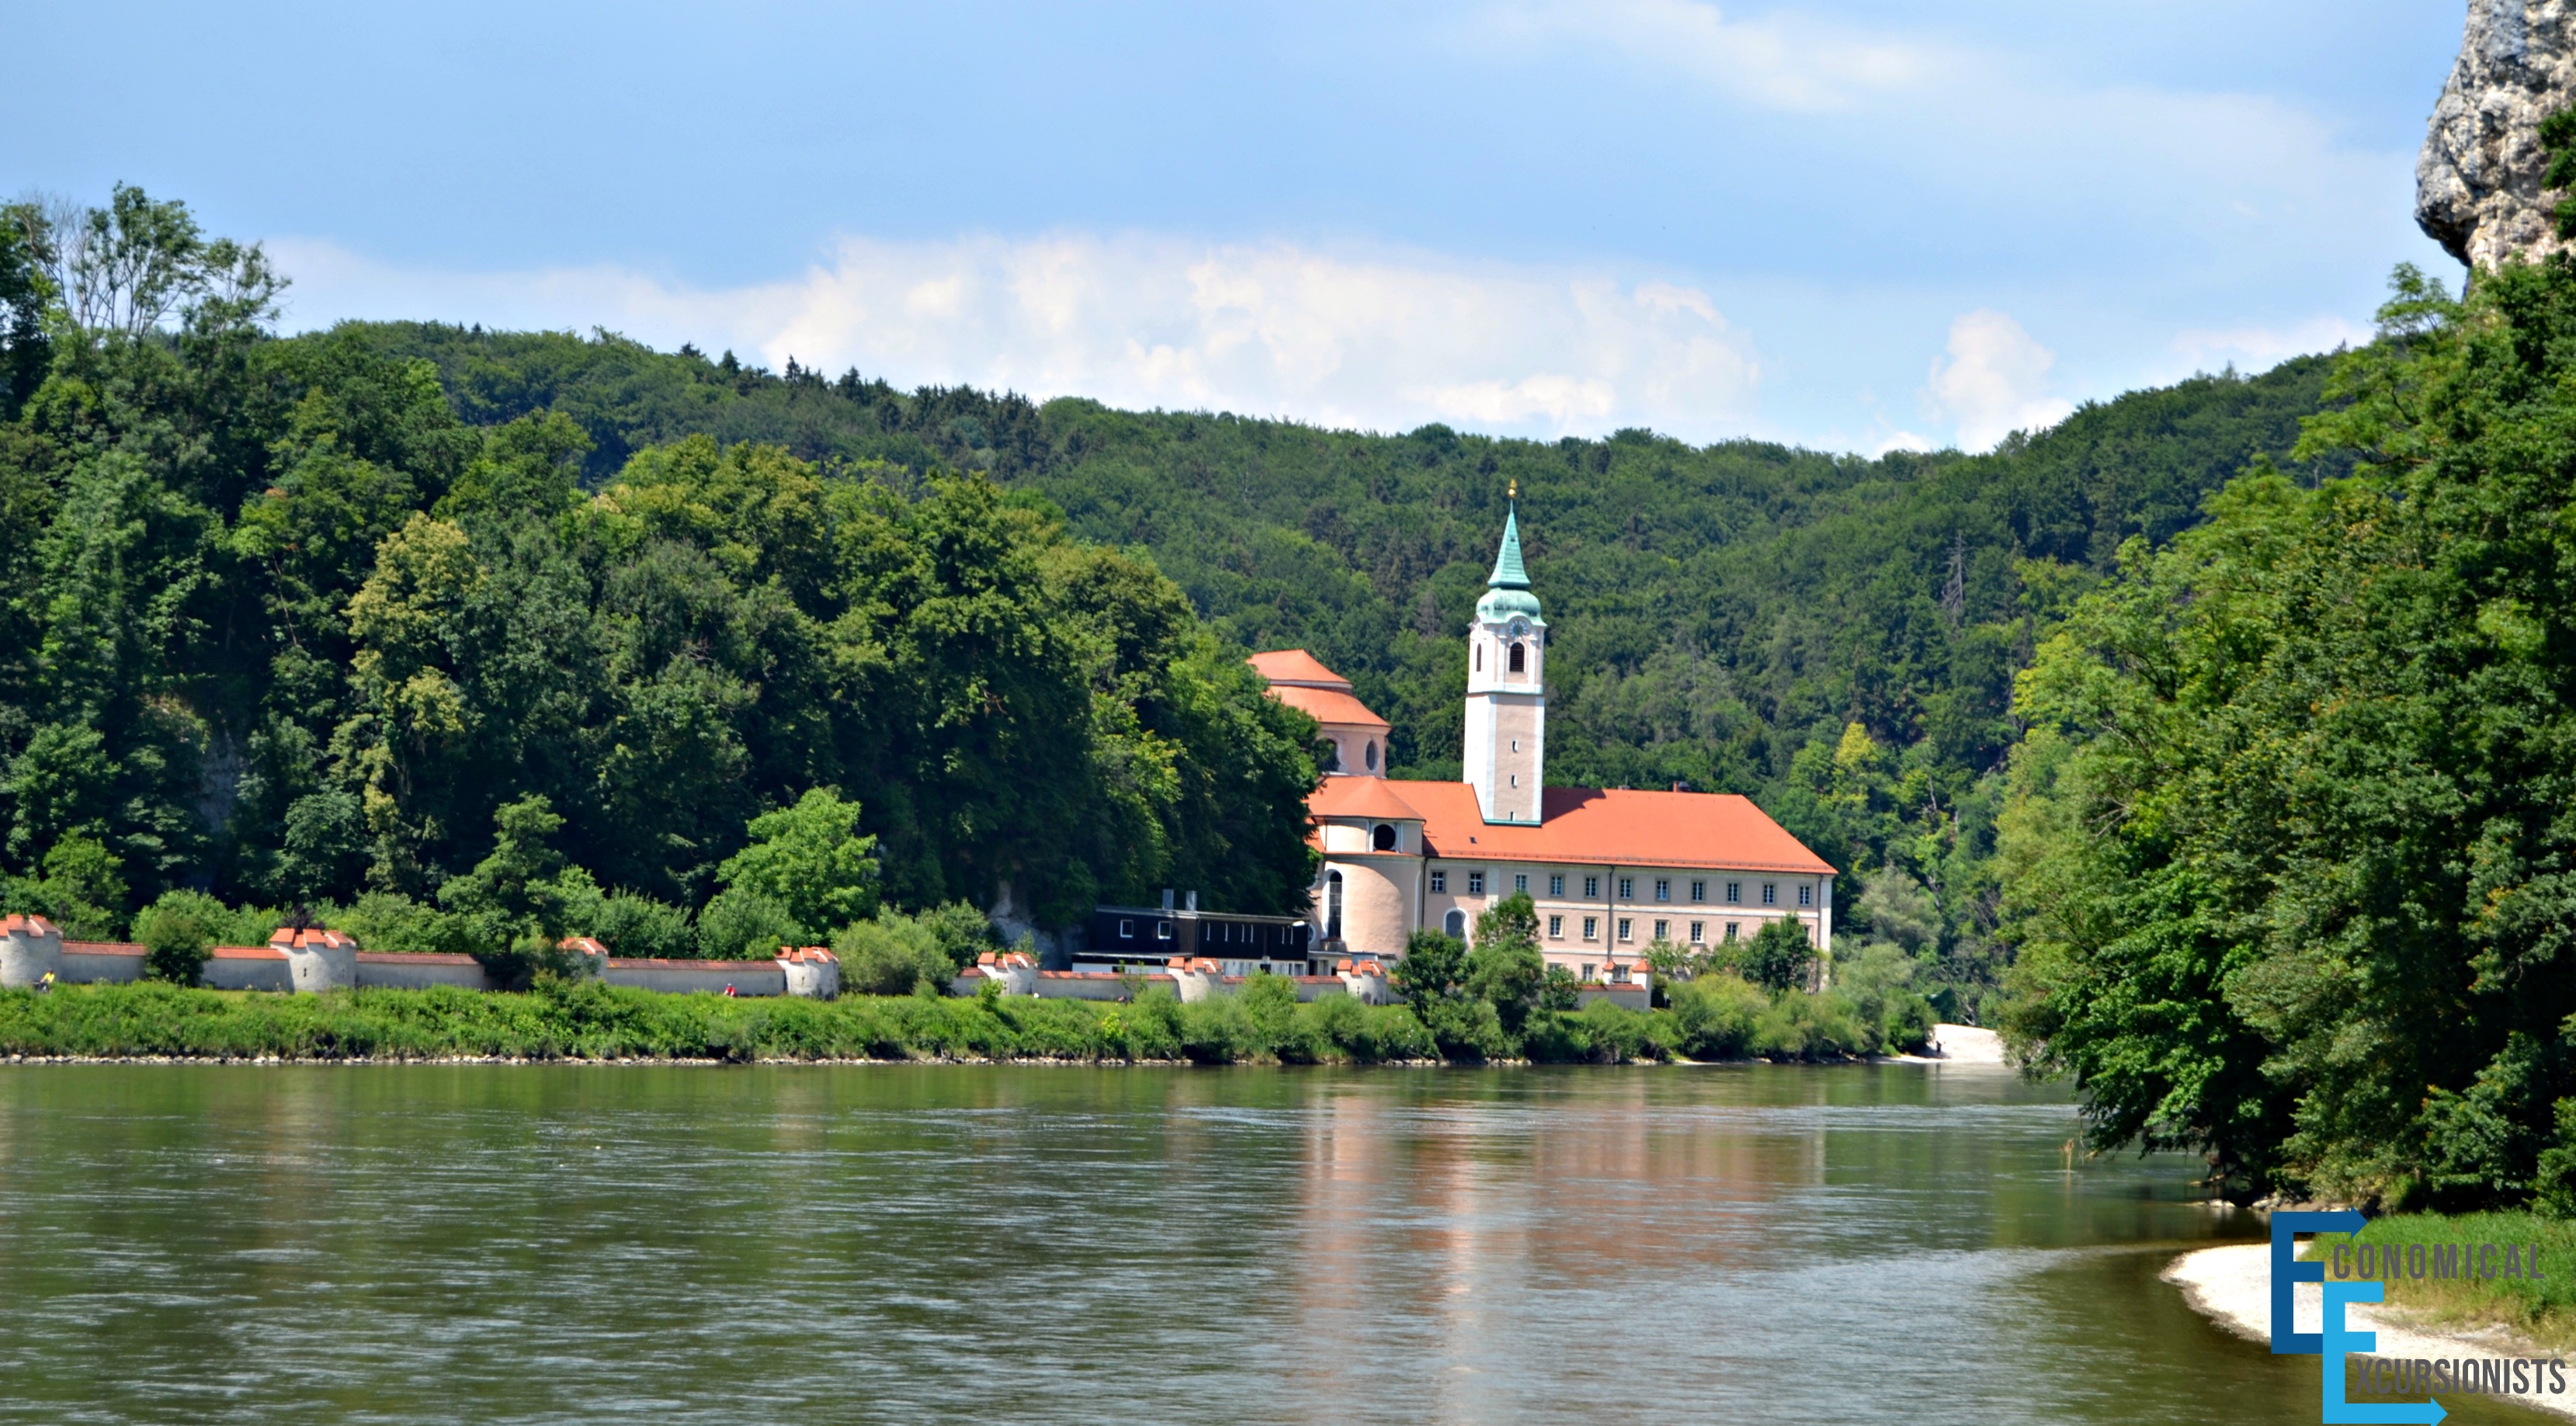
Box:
[1266,501,1837,984]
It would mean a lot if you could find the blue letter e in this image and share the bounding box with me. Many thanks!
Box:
[2273,1209,2366,1354]
[2321,1280,2443,1424]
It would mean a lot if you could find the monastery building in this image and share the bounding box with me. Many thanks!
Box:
[1249,501,1837,984]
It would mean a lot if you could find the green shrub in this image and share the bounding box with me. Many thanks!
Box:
[697,886,799,959]
[575,890,696,959]
[1667,974,1767,1060]
[332,891,472,954]
[1755,990,1868,1060]
[1833,942,1937,1053]
[133,890,224,984]
[834,909,957,996]
[1742,919,1814,993]
[1179,993,1259,1063]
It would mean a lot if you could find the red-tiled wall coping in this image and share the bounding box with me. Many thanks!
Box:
[62,941,144,956]
[210,945,289,960]
[1037,970,1175,980]
[353,951,479,965]
[269,928,356,950]
[604,957,783,971]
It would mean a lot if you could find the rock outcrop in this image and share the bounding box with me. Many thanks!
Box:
[2421,1,2576,269]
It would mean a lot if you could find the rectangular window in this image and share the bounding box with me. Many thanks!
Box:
[1157,921,1174,939]
[1618,876,1635,899]
[1430,870,1447,893]
[1724,922,1740,942]
[1468,871,1487,895]
[1547,914,1564,939]
[1653,919,1669,942]
[1515,873,1528,893]
[1689,921,1705,944]
[1581,963,1595,982]
[1616,918,1634,942]
[1690,880,1706,903]
[1583,916,1599,940]
[1798,885,1813,907]
[1724,882,1741,904]
[1549,873,1565,897]
[1654,878,1671,902]
[1118,918,1134,939]
[1584,875,1600,898]
[1762,883,1777,905]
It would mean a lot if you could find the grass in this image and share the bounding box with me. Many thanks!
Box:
[0,977,1936,1066]
[2303,1213,2576,1353]
[0,980,1560,1065]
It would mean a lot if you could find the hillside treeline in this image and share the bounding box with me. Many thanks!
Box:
[0,188,1320,951]
[2005,255,2576,1209]
[338,307,2341,1014]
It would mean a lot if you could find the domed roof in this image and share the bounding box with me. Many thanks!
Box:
[1477,586,1543,622]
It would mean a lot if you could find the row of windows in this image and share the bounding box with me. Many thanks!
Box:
[1111,919,1288,945]
[1426,869,1812,907]
[1537,914,1750,945]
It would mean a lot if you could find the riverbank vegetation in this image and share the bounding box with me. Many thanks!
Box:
[0,976,1922,1067]
[2003,227,2576,1207]
[2302,1214,2576,1352]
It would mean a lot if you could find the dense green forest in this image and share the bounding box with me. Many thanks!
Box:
[2003,249,2576,1209]
[332,308,2341,1012]
[0,187,1319,969]
[0,185,2345,1020]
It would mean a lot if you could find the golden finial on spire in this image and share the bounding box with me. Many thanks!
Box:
[1508,478,1518,501]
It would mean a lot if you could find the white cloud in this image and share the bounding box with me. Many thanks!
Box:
[269,232,1763,441]
[1924,310,2073,452]
[1470,0,2404,268]
[1471,0,1942,112]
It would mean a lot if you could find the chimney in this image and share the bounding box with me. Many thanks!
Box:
[1161,888,1175,911]
[1185,890,1199,912]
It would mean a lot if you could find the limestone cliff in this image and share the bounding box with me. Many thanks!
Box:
[2420,1,2576,268]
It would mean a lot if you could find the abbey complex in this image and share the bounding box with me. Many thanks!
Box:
[1267,505,1834,982]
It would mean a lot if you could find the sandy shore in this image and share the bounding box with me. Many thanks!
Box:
[2166,1243,2572,1417]
[1928,1022,2004,1063]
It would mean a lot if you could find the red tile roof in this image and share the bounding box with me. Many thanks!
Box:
[1245,649,1350,689]
[1309,776,1428,821]
[1314,780,1834,875]
[353,951,478,965]
[2,914,61,938]
[1265,683,1390,730]
[210,945,290,960]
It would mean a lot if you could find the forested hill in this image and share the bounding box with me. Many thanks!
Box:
[345,321,2342,1006]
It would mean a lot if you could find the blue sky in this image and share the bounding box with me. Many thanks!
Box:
[7,1,2467,452]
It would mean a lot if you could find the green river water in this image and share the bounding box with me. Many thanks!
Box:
[0,1060,2541,1424]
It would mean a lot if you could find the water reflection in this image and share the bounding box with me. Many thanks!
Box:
[0,1063,2544,1424]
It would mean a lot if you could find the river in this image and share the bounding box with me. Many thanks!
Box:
[0,1061,2537,1424]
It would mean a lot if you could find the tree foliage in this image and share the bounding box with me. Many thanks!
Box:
[329,314,2338,1009]
[2003,256,2576,1207]
[0,189,1321,948]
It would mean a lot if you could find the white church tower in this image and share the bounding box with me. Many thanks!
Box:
[1463,489,1547,824]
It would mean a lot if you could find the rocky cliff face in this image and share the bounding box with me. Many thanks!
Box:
[2420,0,2576,268]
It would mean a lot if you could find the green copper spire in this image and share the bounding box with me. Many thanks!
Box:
[1475,487,1543,623]
[1487,504,1531,589]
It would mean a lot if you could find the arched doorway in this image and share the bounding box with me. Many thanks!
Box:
[1443,908,1467,939]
